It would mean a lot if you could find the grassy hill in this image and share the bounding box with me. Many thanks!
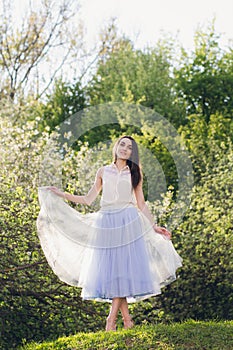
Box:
[21,320,233,350]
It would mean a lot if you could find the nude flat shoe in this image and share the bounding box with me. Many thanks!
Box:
[123,317,134,329]
[105,317,117,331]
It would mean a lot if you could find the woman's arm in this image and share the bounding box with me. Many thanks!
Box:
[134,179,172,240]
[48,167,103,206]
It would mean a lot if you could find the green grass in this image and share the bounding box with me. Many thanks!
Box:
[21,320,233,350]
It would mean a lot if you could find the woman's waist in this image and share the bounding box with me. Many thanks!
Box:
[99,202,136,213]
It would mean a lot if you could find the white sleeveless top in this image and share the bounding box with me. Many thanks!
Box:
[100,163,137,211]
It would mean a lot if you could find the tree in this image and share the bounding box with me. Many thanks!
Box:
[88,23,186,128]
[175,21,233,122]
[34,78,86,131]
[178,113,233,183]
[0,0,84,100]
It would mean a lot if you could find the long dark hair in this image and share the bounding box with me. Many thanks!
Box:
[113,135,142,189]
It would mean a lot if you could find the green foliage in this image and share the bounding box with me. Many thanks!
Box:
[133,131,179,197]
[88,40,186,127]
[34,79,86,131]
[175,22,233,121]
[0,110,109,350]
[21,321,233,350]
[179,114,233,182]
[157,146,233,321]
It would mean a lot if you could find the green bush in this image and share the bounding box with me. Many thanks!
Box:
[0,112,109,349]
[157,147,233,320]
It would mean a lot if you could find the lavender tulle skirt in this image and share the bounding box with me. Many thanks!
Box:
[37,187,182,303]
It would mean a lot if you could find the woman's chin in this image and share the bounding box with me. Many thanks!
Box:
[117,154,128,160]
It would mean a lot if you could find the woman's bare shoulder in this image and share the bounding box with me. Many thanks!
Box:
[97,163,115,178]
[96,166,105,178]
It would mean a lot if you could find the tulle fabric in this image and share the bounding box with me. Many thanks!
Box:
[37,165,182,303]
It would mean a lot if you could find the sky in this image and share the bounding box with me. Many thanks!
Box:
[79,0,233,51]
[2,0,232,91]
[8,0,233,51]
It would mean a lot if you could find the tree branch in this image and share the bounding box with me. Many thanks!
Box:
[0,0,82,99]
[1,260,46,273]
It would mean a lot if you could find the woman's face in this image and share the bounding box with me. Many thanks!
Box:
[116,138,132,160]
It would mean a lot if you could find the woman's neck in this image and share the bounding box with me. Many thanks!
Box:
[115,158,127,171]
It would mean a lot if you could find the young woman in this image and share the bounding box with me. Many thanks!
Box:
[37,135,182,331]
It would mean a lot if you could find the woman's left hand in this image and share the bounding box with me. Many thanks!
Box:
[153,225,172,240]
[47,186,65,198]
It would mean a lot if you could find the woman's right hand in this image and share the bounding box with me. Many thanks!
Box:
[47,186,65,198]
[153,224,172,240]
